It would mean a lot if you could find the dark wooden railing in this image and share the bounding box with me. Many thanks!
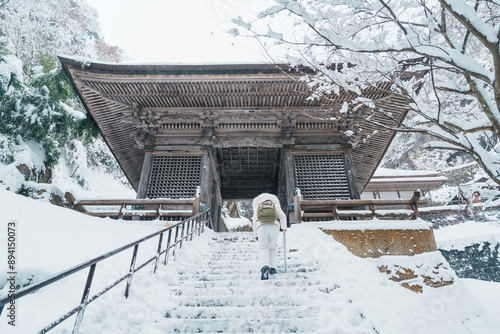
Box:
[64,192,201,221]
[0,210,211,333]
[294,191,426,222]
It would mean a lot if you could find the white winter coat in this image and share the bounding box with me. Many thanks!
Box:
[251,193,287,239]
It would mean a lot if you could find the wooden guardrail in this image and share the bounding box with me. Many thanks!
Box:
[294,191,427,222]
[64,192,201,221]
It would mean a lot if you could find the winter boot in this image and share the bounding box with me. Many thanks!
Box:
[270,268,277,275]
[261,265,270,280]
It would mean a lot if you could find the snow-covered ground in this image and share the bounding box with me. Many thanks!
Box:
[1,189,500,333]
[222,215,251,231]
[434,219,500,251]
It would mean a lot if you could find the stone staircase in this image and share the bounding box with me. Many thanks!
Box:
[154,232,341,333]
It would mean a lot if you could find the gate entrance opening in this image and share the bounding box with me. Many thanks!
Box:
[218,147,281,199]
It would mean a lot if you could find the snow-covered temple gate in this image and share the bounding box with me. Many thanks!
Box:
[60,58,411,231]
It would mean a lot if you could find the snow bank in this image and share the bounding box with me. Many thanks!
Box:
[0,136,47,188]
[0,188,163,281]
[222,216,251,230]
[434,220,500,251]
[287,224,499,333]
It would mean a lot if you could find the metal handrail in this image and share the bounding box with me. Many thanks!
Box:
[0,210,211,333]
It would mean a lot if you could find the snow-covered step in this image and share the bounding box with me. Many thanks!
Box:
[202,262,306,269]
[175,277,328,289]
[179,267,314,281]
[176,273,318,284]
[203,262,309,269]
[170,283,339,298]
[157,232,337,333]
[207,255,260,261]
[164,305,322,319]
[170,293,326,308]
[154,317,321,333]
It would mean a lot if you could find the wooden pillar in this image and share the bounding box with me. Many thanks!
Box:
[283,150,296,224]
[200,151,212,211]
[200,150,223,231]
[136,151,153,199]
[344,150,361,199]
[210,150,222,232]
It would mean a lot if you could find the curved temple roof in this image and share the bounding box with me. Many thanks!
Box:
[60,56,411,193]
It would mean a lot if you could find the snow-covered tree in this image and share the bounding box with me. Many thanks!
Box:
[232,0,500,185]
[0,0,123,77]
[0,0,127,198]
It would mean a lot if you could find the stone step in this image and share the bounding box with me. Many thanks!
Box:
[155,317,321,333]
[177,271,319,282]
[157,232,339,333]
[205,248,287,253]
[179,263,316,279]
[206,255,278,261]
[201,261,310,268]
[175,277,328,289]
[164,305,321,319]
[202,259,293,266]
[169,291,335,308]
[171,283,339,297]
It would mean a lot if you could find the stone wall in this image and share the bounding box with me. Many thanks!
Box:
[322,228,438,258]
[440,242,500,282]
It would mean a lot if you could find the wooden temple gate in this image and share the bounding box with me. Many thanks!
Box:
[60,58,411,231]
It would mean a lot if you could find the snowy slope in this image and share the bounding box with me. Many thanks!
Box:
[1,191,500,333]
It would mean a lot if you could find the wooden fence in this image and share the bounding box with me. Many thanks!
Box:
[64,192,201,221]
[294,191,426,222]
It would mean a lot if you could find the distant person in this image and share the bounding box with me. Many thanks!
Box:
[472,191,482,204]
[252,193,287,280]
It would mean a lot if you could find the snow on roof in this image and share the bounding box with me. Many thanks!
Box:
[373,168,441,178]
[367,168,447,185]
[59,54,267,67]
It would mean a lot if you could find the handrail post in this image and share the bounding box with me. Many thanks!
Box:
[179,222,186,249]
[369,204,375,219]
[201,212,205,233]
[193,194,201,216]
[72,263,96,334]
[164,229,173,265]
[205,212,211,232]
[185,219,191,243]
[196,215,200,236]
[190,219,195,241]
[199,214,203,235]
[332,204,338,221]
[118,204,125,220]
[173,225,180,259]
[155,204,161,220]
[153,232,164,274]
[124,244,139,298]
[294,195,302,223]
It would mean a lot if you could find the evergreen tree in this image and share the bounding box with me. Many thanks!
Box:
[0,0,126,198]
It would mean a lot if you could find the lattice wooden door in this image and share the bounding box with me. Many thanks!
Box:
[294,154,351,200]
[146,155,202,199]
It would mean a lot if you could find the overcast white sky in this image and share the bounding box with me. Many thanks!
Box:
[85,0,268,64]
